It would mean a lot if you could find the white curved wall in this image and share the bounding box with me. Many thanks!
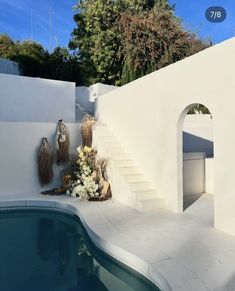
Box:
[96,37,235,235]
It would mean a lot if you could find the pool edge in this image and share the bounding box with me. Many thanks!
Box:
[0,197,172,291]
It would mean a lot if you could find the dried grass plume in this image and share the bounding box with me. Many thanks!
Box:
[56,119,70,164]
[81,115,95,147]
[37,137,54,186]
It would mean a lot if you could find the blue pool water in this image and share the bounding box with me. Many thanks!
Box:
[0,209,160,291]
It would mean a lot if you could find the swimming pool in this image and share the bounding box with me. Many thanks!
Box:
[0,209,161,291]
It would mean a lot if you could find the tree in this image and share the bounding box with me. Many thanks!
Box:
[70,0,123,85]
[14,41,47,76]
[0,34,83,85]
[188,104,211,115]
[70,0,210,85]
[0,35,48,76]
[0,34,17,59]
[119,9,210,84]
[46,47,83,84]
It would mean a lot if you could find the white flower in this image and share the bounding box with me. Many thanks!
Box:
[59,134,66,143]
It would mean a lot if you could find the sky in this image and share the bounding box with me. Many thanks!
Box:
[0,0,77,50]
[0,0,234,51]
[170,0,235,43]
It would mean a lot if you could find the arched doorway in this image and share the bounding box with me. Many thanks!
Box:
[177,103,214,213]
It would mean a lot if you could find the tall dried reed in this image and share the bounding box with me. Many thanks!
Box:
[56,119,70,164]
[37,137,54,186]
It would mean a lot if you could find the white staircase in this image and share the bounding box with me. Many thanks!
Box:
[93,125,165,212]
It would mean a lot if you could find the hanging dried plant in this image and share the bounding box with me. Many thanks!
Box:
[56,119,70,164]
[81,115,95,147]
[37,137,54,186]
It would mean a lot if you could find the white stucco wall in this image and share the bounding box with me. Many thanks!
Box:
[75,84,117,122]
[95,37,235,235]
[0,58,20,75]
[90,83,117,101]
[183,153,214,196]
[75,86,94,122]
[0,74,75,122]
[205,158,214,194]
[183,153,205,196]
[0,122,81,196]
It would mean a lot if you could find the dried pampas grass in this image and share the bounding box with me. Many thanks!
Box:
[81,115,95,147]
[56,119,70,164]
[37,137,54,186]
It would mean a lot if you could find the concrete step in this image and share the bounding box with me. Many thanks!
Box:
[135,190,158,201]
[102,141,121,148]
[115,160,136,167]
[94,126,112,133]
[99,136,117,142]
[129,181,151,191]
[97,134,116,139]
[94,124,166,212]
[137,198,165,212]
[111,153,131,160]
[120,166,140,175]
[107,147,125,154]
[94,127,114,137]
[124,174,145,183]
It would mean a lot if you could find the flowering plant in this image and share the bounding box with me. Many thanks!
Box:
[40,116,111,201]
[64,146,108,200]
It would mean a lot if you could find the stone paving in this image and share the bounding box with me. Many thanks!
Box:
[1,193,235,291]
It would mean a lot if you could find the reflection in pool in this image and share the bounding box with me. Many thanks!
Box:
[0,209,160,291]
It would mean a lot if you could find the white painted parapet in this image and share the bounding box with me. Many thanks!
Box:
[76,83,117,122]
[0,74,76,122]
[0,58,20,75]
[89,83,117,101]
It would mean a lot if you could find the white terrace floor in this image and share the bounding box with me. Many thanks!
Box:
[1,193,235,291]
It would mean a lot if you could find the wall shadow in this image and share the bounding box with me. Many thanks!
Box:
[183,132,213,157]
[183,193,203,211]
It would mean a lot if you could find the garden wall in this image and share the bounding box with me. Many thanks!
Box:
[95,37,235,235]
[0,58,20,75]
[0,122,81,197]
[0,73,76,122]
[75,86,94,122]
[75,84,117,122]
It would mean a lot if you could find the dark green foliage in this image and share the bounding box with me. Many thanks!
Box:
[188,104,211,115]
[70,0,210,86]
[119,9,210,84]
[0,34,17,58]
[0,34,83,85]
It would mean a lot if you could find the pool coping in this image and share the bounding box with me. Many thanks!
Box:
[0,195,172,291]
